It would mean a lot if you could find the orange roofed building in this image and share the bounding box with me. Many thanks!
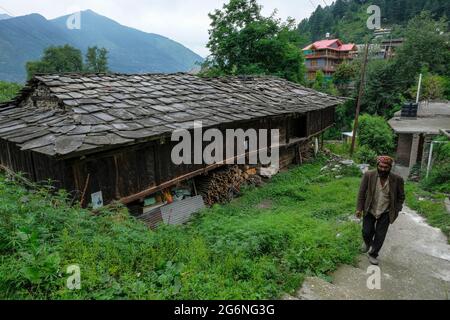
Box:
[303,39,357,81]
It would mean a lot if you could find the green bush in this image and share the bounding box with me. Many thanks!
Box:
[406,183,450,241]
[355,145,377,165]
[0,81,21,103]
[420,136,450,193]
[420,162,450,193]
[433,136,450,162]
[357,114,395,155]
[0,160,362,299]
[420,135,450,193]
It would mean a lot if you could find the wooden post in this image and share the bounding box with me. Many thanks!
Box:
[320,132,324,150]
[350,43,369,157]
[80,173,90,207]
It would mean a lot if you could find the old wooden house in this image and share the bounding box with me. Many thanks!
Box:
[0,73,344,212]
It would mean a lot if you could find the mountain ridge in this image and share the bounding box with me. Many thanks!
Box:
[0,10,203,83]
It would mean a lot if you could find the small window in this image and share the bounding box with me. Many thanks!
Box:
[289,116,307,141]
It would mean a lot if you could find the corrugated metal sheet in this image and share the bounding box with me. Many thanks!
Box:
[137,195,205,228]
[161,195,205,225]
[137,206,163,229]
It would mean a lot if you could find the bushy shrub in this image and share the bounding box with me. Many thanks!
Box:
[0,81,21,103]
[0,160,362,299]
[420,136,450,193]
[355,145,377,165]
[433,136,450,162]
[338,164,362,178]
[357,114,395,155]
[420,162,450,193]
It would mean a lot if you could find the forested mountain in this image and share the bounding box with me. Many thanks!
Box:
[298,0,450,43]
[0,10,203,83]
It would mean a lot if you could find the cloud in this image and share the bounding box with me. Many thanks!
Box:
[0,0,317,57]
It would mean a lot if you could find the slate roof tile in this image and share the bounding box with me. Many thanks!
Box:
[92,112,116,122]
[0,73,345,158]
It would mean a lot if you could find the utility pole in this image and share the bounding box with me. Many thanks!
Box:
[350,43,369,157]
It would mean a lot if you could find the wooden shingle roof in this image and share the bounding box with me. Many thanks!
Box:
[0,73,345,158]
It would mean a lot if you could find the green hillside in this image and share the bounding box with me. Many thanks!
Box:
[298,0,450,43]
[0,10,204,83]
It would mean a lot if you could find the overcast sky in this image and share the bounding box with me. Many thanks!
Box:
[0,0,320,57]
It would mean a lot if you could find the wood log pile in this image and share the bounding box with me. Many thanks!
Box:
[298,141,315,164]
[195,165,262,206]
[195,141,315,206]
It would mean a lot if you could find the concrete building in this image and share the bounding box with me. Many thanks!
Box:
[389,101,450,176]
[380,38,404,59]
[303,39,357,81]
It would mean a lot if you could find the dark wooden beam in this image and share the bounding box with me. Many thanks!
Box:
[119,123,335,205]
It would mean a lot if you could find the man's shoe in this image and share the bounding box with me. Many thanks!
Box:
[368,255,379,265]
[360,242,370,253]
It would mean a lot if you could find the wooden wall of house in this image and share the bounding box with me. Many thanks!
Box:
[307,106,335,136]
[0,139,35,180]
[66,118,270,205]
[1,106,336,207]
[0,138,74,191]
[63,109,335,206]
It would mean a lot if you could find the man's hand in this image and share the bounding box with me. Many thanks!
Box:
[356,211,363,219]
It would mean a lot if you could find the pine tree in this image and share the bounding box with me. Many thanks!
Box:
[85,46,109,73]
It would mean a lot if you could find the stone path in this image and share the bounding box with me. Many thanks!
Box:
[284,206,450,300]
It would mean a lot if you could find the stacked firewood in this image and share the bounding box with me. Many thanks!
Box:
[195,165,261,206]
[298,141,315,163]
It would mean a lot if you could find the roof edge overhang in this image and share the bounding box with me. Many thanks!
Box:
[1,73,348,161]
[51,102,345,161]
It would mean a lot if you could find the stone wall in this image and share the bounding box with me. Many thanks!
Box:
[19,84,59,109]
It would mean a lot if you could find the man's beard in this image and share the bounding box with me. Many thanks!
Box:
[378,169,390,178]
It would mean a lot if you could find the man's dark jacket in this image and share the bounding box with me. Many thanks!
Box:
[357,170,405,224]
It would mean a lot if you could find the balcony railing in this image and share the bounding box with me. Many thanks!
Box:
[306,65,337,72]
[305,51,354,60]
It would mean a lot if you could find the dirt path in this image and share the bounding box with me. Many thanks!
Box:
[285,206,450,300]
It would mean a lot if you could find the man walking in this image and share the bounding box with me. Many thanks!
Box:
[356,156,405,265]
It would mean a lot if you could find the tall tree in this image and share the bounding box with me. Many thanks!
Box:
[409,73,447,101]
[394,11,450,86]
[85,46,109,73]
[332,0,347,19]
[26,45,83,79]
[203,0,306,83]
[333,61,358,96]
[362,59,404,118]
[298,0,450,44]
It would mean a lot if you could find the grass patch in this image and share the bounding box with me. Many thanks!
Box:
[0,157,362,299]
[324,141,361,163]
[405,183,450,242]
[0,81,22,103]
